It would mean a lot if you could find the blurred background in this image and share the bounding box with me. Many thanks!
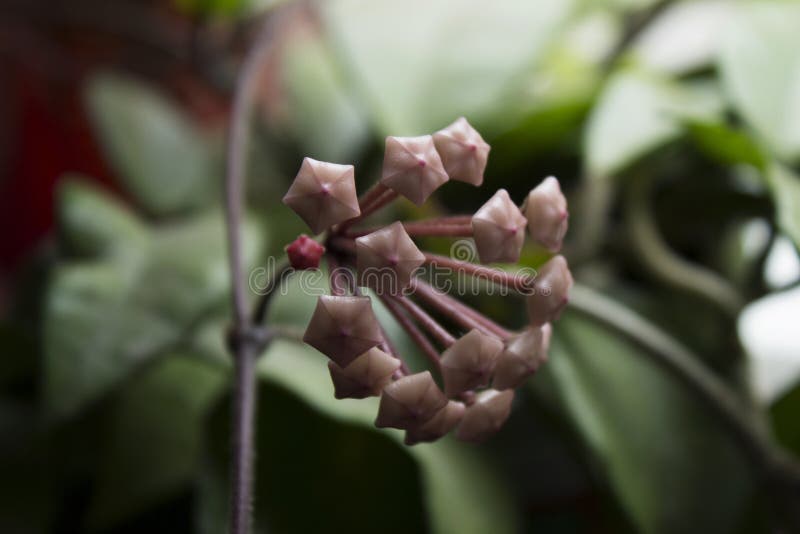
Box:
[2,0,800,532]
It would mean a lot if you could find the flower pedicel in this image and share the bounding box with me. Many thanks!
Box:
[284,117,573,445]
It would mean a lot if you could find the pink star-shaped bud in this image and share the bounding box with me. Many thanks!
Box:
[455,389,515,443]
[471,189,527,263]
[523,176,568,252]
[440,329,503,397]
[328,347,401,399]
[432,117,490,186]
[404,400,465,445]
[526,255,573,326]
[283,157,360,234]
[374,371,448,430]
[381,135,449,205]
[493,324,551,390]
[356,221,426,294]
[302,295,383,367]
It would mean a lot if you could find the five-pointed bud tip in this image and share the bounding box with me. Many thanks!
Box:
[283,157,360,234]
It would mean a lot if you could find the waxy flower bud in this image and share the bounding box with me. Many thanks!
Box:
[303,295,383,367]
[432,117,490,186]
[471,189,527,263]
[526,255,572,326]
[440,329,503,397]
[456,389,514,443]
[328,347,401,399]
[285,234,325,270]
[375,371,448,430]
[493,324,551,390]
[381,135,449,205]
[405,400,465,445]
[356,221,426,293]
[283,158,360,234]
[523,176,568,252]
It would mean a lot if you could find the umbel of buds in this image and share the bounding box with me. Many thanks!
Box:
[283,117,573,445]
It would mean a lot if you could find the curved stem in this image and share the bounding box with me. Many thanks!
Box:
[568,283,800,486]
[222,5,305,534]
[625,174,744,318]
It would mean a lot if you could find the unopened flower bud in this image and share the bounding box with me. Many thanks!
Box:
[328,347,401,399]
[493,324,551,390]
[303,295,383,367]
[440,329,503,397]
[356,221,425,293]
[283,158,360,234]
[526,255,572,326]
[432,117,490,186]
[381,135,449,205]
[285,234,325,270]
[404,400,465,445]
[455,389,514,443]
[471,189,527,263]
[523,176,568,252]
[375,371,448,430]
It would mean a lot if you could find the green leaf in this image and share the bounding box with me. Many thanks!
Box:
[57,177,148,258]
[44,183,264,418]
[279,25,369,161]
[197,339,516,534]
[771,383,800,458]
[585,70,722,176]
[718,2,800,162]
[87,354,227,529]
[323,0,575,135]
[687,121,766,170]
[86,73,221,216]
[766,163,800,249]
[545,309,753,534]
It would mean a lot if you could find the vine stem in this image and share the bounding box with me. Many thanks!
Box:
[222,4,306,534]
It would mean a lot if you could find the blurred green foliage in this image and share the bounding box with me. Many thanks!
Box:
[3,1,800,533]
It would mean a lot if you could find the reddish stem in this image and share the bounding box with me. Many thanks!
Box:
[411,279,511,339]
[389,295,456,348]
[422,253,536,293]
[347,221,473,238]
[326,255,348,296]
[378,294,442,373]
[336,184,398,234]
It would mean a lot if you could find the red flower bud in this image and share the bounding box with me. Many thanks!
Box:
[432,117,490,186]
[381,135,449,205]
[303,295,384,367]
[285,234,325,270]
[375,371,448,430]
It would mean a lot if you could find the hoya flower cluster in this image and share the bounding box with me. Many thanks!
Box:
[283,117,572,445]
